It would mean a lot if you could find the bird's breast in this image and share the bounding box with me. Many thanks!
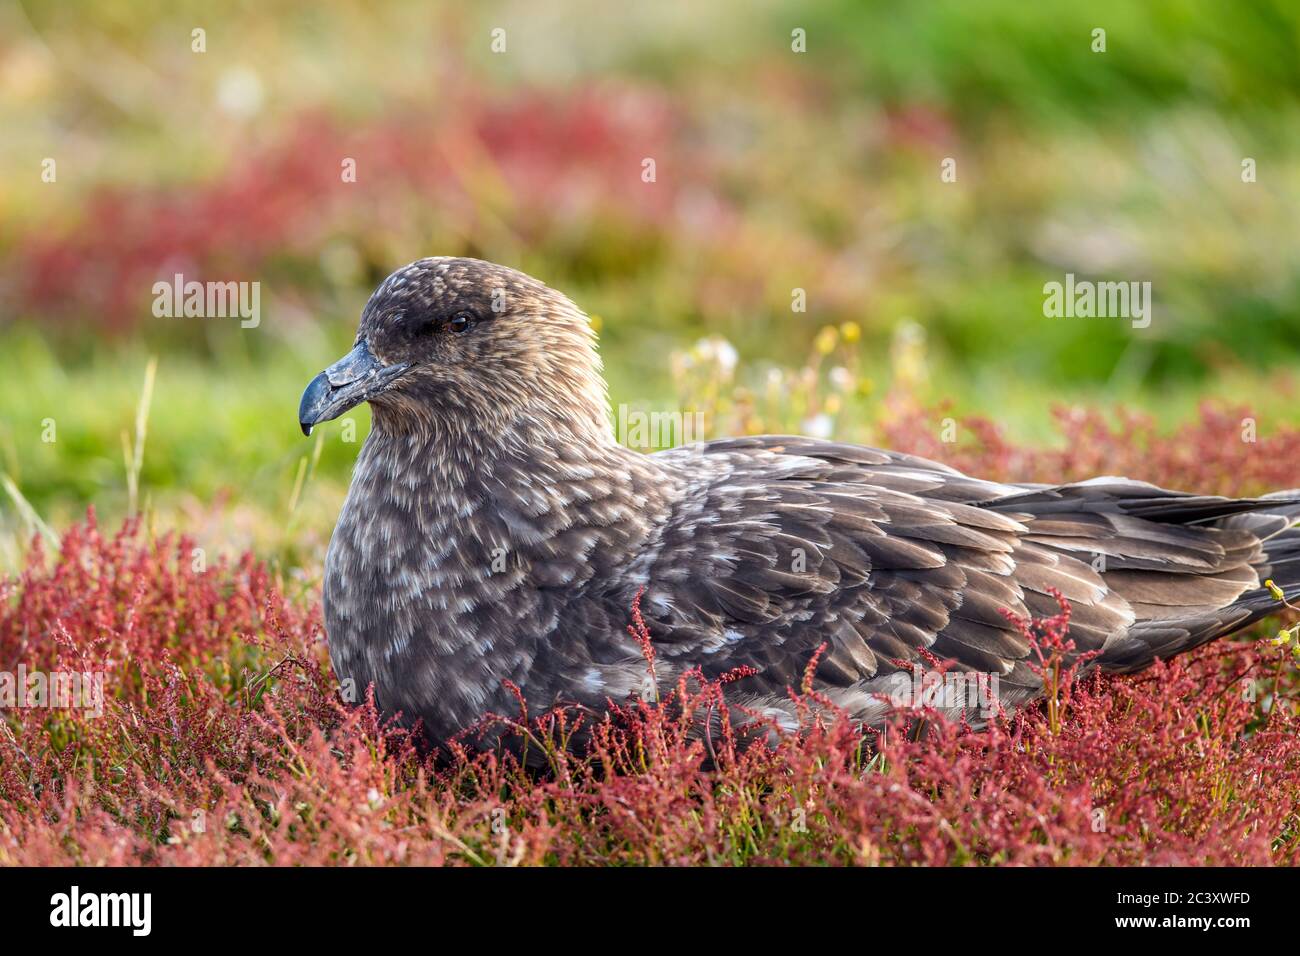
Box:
[321,431,677,740]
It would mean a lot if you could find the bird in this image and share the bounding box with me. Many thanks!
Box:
[299,257,1300,752]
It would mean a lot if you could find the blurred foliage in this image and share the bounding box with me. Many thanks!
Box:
[1,0,1298,565]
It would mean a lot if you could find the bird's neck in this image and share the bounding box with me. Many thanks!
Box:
[365,390,618,489]
[351,393,652,558]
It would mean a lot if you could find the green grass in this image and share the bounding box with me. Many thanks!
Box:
[3,321,1296,577]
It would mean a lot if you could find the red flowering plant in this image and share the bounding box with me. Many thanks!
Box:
[2,477,1298,864]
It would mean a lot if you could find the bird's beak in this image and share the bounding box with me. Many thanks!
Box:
[298,342,411,436]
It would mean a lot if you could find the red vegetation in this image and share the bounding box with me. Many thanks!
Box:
[9,86,691,333]
[3,476,1299,864]
[2,412,1299,865]
[879,400,1300,498]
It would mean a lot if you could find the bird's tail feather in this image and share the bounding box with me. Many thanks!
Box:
[1098,491,1300,674]
[1227,489,1300,599]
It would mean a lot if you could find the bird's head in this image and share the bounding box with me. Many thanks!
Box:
[299,257,610,441]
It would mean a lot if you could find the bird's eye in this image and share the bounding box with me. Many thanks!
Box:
[447,313,471,333]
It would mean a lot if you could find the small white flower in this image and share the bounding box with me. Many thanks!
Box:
[694,336,738,375]
[712,339,738,374]
[802,414,833,439]
[216,65,264,118]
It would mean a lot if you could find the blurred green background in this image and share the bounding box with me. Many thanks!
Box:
[1,0,1298,574]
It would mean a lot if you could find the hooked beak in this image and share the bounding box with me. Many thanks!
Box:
[298,342,411,436]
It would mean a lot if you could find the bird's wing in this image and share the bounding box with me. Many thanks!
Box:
[642,436,1271,704]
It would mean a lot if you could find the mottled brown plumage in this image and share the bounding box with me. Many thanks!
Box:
[299,257,1300,751]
